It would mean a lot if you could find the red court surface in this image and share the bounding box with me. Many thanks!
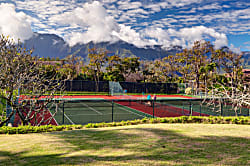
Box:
[37,94,196,100]
[116,101,208,117]
[13,108,58,127]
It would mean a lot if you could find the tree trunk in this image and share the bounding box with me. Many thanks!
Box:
[196,74,200,95]
[0,110,15,127]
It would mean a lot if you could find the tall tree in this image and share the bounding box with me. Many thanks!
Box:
[119,57,140,81]
[140,60,155,82]
[0,35,67,126]
[105,55,124,81]
[205,49,249,115]
[87,48,108,91]
[186,41,214,94]
[63,54,84,80]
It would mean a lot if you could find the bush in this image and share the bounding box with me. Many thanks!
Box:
[0,124,84,134]
[0,116,249,134]
[84,116,250,128]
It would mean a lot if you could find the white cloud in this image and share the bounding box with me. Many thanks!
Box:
[144,28,171,46]
[178,26,228,48]
[168,0,202,7]
[0,3,33,42]
[197,3,221,10]
[2,0,247,51]
[50,1,120,46]
[143,26,228,49]
[229,44,241,54]
[112,24,149,47]
[117,1,142,10]
[144,2,169,13]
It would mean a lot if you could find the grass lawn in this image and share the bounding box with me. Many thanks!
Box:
[0,124,249,166]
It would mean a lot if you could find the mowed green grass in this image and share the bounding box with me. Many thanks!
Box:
[0,124,249,166]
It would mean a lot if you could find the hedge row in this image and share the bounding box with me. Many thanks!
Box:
[0,124,83,134]
[84,116,250,128]
[0,116,249,134]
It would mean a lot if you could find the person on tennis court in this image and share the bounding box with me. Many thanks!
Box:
[147,94,151,106]
[124,89,127,95]
[151,94,156,107]
[153,94,157,101]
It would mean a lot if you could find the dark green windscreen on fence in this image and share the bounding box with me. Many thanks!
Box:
[64,80,179,94]
[48,99,249,125]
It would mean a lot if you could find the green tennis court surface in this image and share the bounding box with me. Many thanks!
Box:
[49,100,153,125]
[49,98,249,125]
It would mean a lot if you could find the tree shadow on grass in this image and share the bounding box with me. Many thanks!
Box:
[0,127,249,166]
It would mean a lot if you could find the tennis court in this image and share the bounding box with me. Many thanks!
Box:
[12,94,249,126]
[11,94,195,126]
[49,99,153,125]
[47,94,204,125]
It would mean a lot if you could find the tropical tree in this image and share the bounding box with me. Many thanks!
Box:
[63,54,84,80]
[105,55,124,81]
[163,52,192,83]
[206,49,249,115]
[140,60,155,82]
[188,41,215,94]
[119,56,140,81]
[0,35,67,127]
[199,62,217,96]
[87,48,108,91]
[151,59,170,82]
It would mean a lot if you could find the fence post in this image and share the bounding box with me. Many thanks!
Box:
[152,100,155,118]
[182,102,184,115]
[220,99,223,116]
[62,102,65,124]
[112,100,114,122]
[200,103,202,116]
[189,102,193,116]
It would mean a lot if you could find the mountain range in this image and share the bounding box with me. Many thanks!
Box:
[23,33,183,61]
[23,33,249,67]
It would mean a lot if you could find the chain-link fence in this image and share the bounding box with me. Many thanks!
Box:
[64,80,180,94]
[47,98,249,125]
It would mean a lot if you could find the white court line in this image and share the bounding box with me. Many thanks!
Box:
[64,113,75,125]
[80,103,103,115]
[58,107,75,125]
[68,114,103,116]
[47,107,59,126]
[109,102,146,118]
[46,103,59,126]
[67,112,138,117]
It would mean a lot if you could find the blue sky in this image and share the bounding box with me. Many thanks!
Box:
[0,0,249,52]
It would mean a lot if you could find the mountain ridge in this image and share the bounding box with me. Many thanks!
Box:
[23,33,249,66]
[23,33,183,61]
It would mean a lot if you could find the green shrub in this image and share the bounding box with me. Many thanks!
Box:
[0,124,84,134]
[0,116,249,134]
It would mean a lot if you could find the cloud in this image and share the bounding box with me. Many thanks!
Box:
[4,0,247,52]
[112,24,150,47]
[143,26,228,49]
[50,1,120,46]
[229,44,241,54]
[197,3,221,10]
[117,1,142,10]
[168,0,202,7]
[0,3,33,42]
[178,26,228,49]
